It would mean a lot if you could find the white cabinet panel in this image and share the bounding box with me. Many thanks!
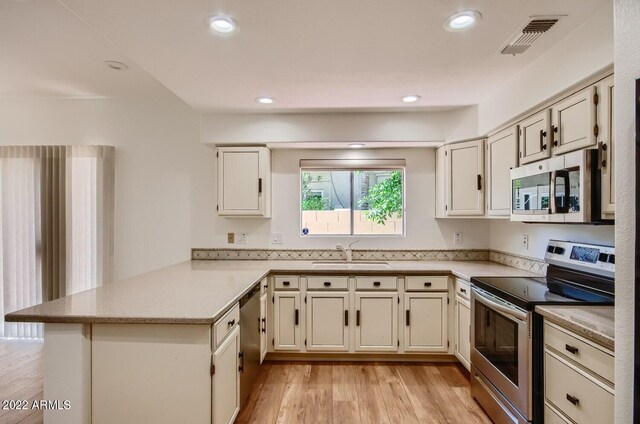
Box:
[354,292,398,352]
[446,139,485,216]
[551,87,597,156]
[217,146,271,217]
[212,325,240,424]
[454,294,471,370]
[306,292,350,351]
[598,75,615,219]
[403,292,447,353]
[273,291,301,351]
[486,126,518,216]
[435,145,447,218]
[260,292,268,363]
[519,109,551,165]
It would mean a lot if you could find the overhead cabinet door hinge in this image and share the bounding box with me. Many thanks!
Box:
[447,297,450,304]
[594,92,599,105]
[216,205,219,211]
[304,339,307,346]
[210,363,215,376]
[447,341,450,348]
[594,124,600,137]
[216,152,219,158]
[304,296,307,304]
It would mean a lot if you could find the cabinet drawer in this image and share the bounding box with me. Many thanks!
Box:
[307,276,349,290]
[355,276,397,291]
[544,403,572,424]
[405,276,448,291]
[274,275,300,290]
[544,322,614,383]
[544,351,614,424]
[455,278,470,299]
[213,303,240,348]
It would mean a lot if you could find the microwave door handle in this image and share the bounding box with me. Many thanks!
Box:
[555,170,570,214]
[473,289,527,323]
[549,171,557,214]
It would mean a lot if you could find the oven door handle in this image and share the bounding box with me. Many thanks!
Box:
[473,288,528,323]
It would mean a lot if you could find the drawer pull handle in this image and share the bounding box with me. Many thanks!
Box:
[356,310,360,326]
[373,281,381,287]
[344,310,349,326]
[424,282,432,287]
[565,344,579,355]
[227,319,236,327]
[566,394,579,406]
[324,281,332,287]
[460,288,467,294]
[282,281,290,286]
[406,310,410,326]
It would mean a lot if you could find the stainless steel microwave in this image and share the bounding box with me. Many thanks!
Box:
[510,149,611,223]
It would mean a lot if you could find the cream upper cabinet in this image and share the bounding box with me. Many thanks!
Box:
[354,292,398,352]
[486,126,518,216]
[273,291,301,351]
[435,146,447,218]
[446,138,485,216]
[519,109,552,165]
[403,292,447,353]
[598,75,615,219]
[306,292,350,352]
[217,146,271,217]
[212,325,241,424]
[550,87,598,156]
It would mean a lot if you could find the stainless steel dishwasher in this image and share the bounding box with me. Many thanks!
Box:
[239,283,261,408]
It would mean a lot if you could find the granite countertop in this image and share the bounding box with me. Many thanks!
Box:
[535,305,615,351]
[5,260,538,325]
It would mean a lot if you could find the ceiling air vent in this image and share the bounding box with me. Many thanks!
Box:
[500,15,565,56]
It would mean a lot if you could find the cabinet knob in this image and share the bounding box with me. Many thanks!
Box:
[324,281,332,287]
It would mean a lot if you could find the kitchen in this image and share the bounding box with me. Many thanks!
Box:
[0,0,637,423]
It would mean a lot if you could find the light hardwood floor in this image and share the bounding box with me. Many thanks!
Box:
[0,339,491,424]
[236,362,492,424]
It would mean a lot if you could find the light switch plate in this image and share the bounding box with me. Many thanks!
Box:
[271,232,284,244]
[454,233,463,245]
[236,233,247,244]
[522,235,529,250]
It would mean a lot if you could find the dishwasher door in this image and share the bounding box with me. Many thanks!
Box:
[239,284,261,408]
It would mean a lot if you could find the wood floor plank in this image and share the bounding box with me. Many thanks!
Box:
[353,364,390,424]
[276,364,311,424]
[246,364,291,424]
[332,400,359,423]
[374,365,419,424]
[422,364,480,424]
[395,364,448,422]
[332,364,358,402]
[0,340,43,424]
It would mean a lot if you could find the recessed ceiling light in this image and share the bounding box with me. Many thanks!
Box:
[401,95,421,103]
[443,11,482,32]
[205,15,237,34]
[256,96,274,104]
[104,60,129,71]
[349,143,365,148]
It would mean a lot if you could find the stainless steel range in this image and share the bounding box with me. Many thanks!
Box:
[470,240,615,424]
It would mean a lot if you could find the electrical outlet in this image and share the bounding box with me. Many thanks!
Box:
[236,233,248,244]
[272,232,283,244]
[227,233,235,244]
[522,235,529,250]
[454,233,463,245]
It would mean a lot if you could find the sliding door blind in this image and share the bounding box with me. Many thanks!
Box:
[0,146,114,338]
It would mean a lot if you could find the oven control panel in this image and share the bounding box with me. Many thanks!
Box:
[545,240,615,278]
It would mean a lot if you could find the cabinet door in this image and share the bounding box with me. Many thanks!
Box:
[551,87,597,156]
[486,126,518,216]
[599,76,615,219]
[519,109,551,165]
[212,325,240,424]
[306,292,350,351]
[273,292,301,351]
[217,147,271,217]
[435,146,447,218]
[354,292,398,352]
[403,292,447,353]
[259,292,268,363]
[454,294,471,371]
[446,139,485,216]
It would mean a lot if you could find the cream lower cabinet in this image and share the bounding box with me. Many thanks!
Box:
[598,75,615,219]
[273,291,301,351]
[306,292,350,351]
[403,292,447,352]
[354,292,399,352]
[212,325,241,424]
[453,280,471,370]
[259,291,268,362]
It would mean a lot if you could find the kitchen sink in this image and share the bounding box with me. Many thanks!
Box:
[311,261,391,269]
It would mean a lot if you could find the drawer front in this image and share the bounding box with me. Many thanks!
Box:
[544,322,614,383]
[544,403,572,424]
[455,278,470,299]
[545,351,614,424]
[355,276,397,291]
[307,276,349,290]
[260,277,268,295]
[274,275,300,290]
[214,303,240,348]
[405,275,448,291]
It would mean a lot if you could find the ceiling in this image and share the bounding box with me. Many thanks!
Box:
[2,0,610,112]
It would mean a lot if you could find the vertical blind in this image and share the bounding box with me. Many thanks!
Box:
[0,146,114,338]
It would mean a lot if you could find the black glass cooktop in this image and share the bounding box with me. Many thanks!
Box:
[470,276,614,311]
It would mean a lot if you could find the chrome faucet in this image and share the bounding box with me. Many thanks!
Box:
[336,240,360,262]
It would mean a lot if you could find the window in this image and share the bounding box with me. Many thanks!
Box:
[300,159,405,236]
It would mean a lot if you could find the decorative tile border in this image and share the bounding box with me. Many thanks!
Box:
[489,250,547,275]
[191,248,490,262]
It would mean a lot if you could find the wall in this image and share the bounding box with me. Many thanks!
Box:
[613,0,640,422]
[477,4,613,135]
[0,97,210,281]
[197,148,490,250]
